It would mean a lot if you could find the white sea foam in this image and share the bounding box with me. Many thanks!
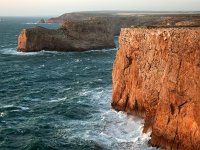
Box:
[84,109,155,149]
[1,104,14,108]
[78,89,92,97]
[83,66,91,70]
[75,59,81,62]
[84,48,117,53]
[38,64,45,68]
[0,48,37,55]
[0,47,117,56]
[85,87,156,150]
[48,97,67,103]
[23,22,53,25]
[20,106,30,111]
[1,105,29,111]
[0,48,60,56]
[0,112,6,117]
[23,22,37,25]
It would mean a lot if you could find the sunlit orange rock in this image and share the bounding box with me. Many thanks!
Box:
[112,26,200,150]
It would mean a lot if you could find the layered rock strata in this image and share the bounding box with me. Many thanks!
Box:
[112,26,200,149]
[17,20,115,52]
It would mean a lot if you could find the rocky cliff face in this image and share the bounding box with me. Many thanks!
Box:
[112,27,200,149]
[17,20,115,52]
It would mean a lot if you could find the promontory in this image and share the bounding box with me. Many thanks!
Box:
[17,20,115,52]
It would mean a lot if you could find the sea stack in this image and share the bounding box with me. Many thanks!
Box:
[112,26,200,149]
[38,18,46,24]
[17,20,115,52]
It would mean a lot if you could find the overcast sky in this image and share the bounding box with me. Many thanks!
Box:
[0,0,199,16]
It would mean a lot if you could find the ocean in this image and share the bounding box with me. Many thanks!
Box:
[0,17,155,150]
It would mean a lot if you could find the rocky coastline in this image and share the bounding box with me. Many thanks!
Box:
[16,11,200,149]
[17,20,115,52]
[47,11,200,36]
[112,26,200,149]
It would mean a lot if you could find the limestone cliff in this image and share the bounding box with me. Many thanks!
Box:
[112,26,200,149]
[17,20,115,52]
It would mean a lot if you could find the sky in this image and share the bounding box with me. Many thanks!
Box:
[0,0,199,16]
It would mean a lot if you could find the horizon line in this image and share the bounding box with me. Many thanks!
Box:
[1,10,200,17]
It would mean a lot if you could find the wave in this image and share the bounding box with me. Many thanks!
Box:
[89,110,153,150]
[0,48,61,56]
[75,59,81,63]
[23,22,55,25]
[84,87,155,149]
[1,104,29,110]
[84,48,117,53]
[0,47,31,55]
[23,22,38,25]
[48,97,67,103]
[52,86,156,150]
[0,105,30,113]
[0,112,6,117]
[0,47,117,56]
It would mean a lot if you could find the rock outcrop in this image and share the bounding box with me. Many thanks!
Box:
[17,20,115,52]
[112,26,200,149]
[38,19,46,24]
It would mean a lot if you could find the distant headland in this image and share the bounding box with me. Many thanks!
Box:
[17,11,200,52]
[47,11,200,35]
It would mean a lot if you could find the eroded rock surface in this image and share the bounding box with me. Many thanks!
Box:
[17,20,115,52]
[112,27,200,149]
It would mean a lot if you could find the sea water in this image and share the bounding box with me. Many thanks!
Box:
[0,17,156,150]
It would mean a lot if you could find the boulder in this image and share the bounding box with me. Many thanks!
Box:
[17,20,115,52]
[112,26,200,149]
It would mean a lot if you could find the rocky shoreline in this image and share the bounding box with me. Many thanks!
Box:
[17,20,115,52]
[112,26,200,150]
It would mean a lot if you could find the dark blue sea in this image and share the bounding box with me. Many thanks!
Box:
[0,17,155,150]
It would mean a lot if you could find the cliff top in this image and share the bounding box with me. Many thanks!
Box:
[60,19,112,34]
[130,25,200,29]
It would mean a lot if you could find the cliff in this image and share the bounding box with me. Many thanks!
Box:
[47,11,200,35]
[17,20,115,52]
[112,26,200,149]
